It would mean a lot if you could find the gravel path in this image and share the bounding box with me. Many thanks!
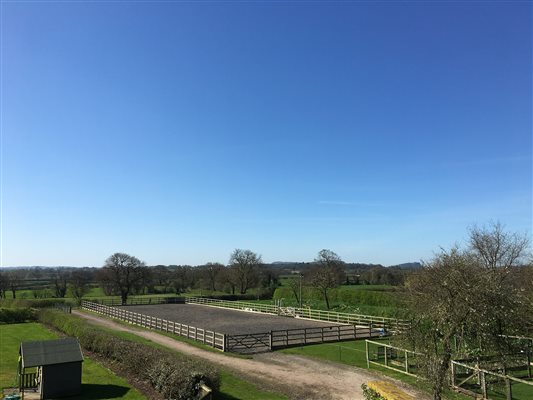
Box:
[74,310,428,400]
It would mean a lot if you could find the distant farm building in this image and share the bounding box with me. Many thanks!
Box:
[19,338,83,399]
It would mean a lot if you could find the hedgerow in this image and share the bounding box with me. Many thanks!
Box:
[273,286,401,307]
[0,308,37,324]
[39,310,220,399]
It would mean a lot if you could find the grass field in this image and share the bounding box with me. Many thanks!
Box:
[0,323,145,399]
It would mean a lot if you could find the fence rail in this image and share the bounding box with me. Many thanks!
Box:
[86,297,185,306]
[186,297,279,314]
[451,359,533,400]
[81,300,225,351]
[186,297,409,332]
[365,339,421,377]
[272,324,383,348]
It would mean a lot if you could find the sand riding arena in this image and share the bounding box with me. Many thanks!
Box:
[81,298,405,353]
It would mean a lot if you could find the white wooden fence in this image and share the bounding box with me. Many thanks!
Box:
[185,296,409,332]
[81,300,226,351]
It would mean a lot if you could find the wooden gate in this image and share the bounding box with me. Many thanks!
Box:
[225,333,271,353]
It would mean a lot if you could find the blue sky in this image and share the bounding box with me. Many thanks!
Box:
[1,1,531,267]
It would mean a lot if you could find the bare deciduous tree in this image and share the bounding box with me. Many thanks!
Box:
[202,262,224,292]
[53,268,68,298]
[98,253,146,305]
[308,249,345,309]
[69,269,90,304]
[406,223,531,400]
[229,249,262,294]
[469,221,530,269]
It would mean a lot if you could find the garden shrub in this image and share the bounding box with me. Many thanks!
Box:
[0,298,72,309]
[0,307,37,324]
[361,383,386,400]
[38,310,220,399]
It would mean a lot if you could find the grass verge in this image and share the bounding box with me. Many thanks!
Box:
[0,322,145,399]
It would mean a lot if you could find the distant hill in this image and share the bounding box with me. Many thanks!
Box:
[388,262,422,270]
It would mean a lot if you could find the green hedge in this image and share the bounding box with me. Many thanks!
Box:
[0,298,72,309]
[0,308,37,324]
[39,310,220,399]
[273,287,401,307]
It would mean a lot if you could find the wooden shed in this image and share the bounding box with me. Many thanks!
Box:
[19,338,83,399]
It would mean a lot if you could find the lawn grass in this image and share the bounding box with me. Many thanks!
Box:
[218,370,288,400]
[0,323,145,399]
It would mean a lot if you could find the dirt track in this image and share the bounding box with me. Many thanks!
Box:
[74,310,427,400]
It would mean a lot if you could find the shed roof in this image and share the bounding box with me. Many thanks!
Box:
[20,338,83,368]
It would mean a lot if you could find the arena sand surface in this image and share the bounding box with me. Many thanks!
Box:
[119,303,342,334]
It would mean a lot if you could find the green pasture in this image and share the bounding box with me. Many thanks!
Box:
[0,323,145,399]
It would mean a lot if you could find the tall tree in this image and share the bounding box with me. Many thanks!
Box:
[202,262,225,292]
[469,221,530,269]
[0,271,8,298]
[308,249,345,309]
[99,253,146,305]
[229,249,262,294]
[53,268,68,298]
[69,269,90,304]
[405,223,531,400]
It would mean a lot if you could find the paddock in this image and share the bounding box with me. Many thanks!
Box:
[118,303,341,335]
[82,300,385,353]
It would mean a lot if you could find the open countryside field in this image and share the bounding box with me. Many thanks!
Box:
[0,323,145,399]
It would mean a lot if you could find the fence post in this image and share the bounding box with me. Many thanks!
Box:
[405,350,409,374]
[505,377,512,400]
[269,331,273,351]
[527,348,531,378]
[366,341,370,369]
[480,371,487,399]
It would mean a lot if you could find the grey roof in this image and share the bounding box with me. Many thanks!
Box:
[20,338,83,368]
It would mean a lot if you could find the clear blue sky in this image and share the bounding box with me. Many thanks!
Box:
[1,1,531,267]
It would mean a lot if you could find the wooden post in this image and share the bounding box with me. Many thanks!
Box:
[269,331,273,351]
[405,350,409,374]
[366,341,370,369]
[505,377,512,400]
[526,348,531,378]
[480,371,487,399]
[384,345,388,366]
[450,362,455,387]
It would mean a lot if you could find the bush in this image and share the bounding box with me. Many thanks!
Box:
[0,308,37,324]
[361,384,386,400]
[0,298,73,309]
[38,310,220,399]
